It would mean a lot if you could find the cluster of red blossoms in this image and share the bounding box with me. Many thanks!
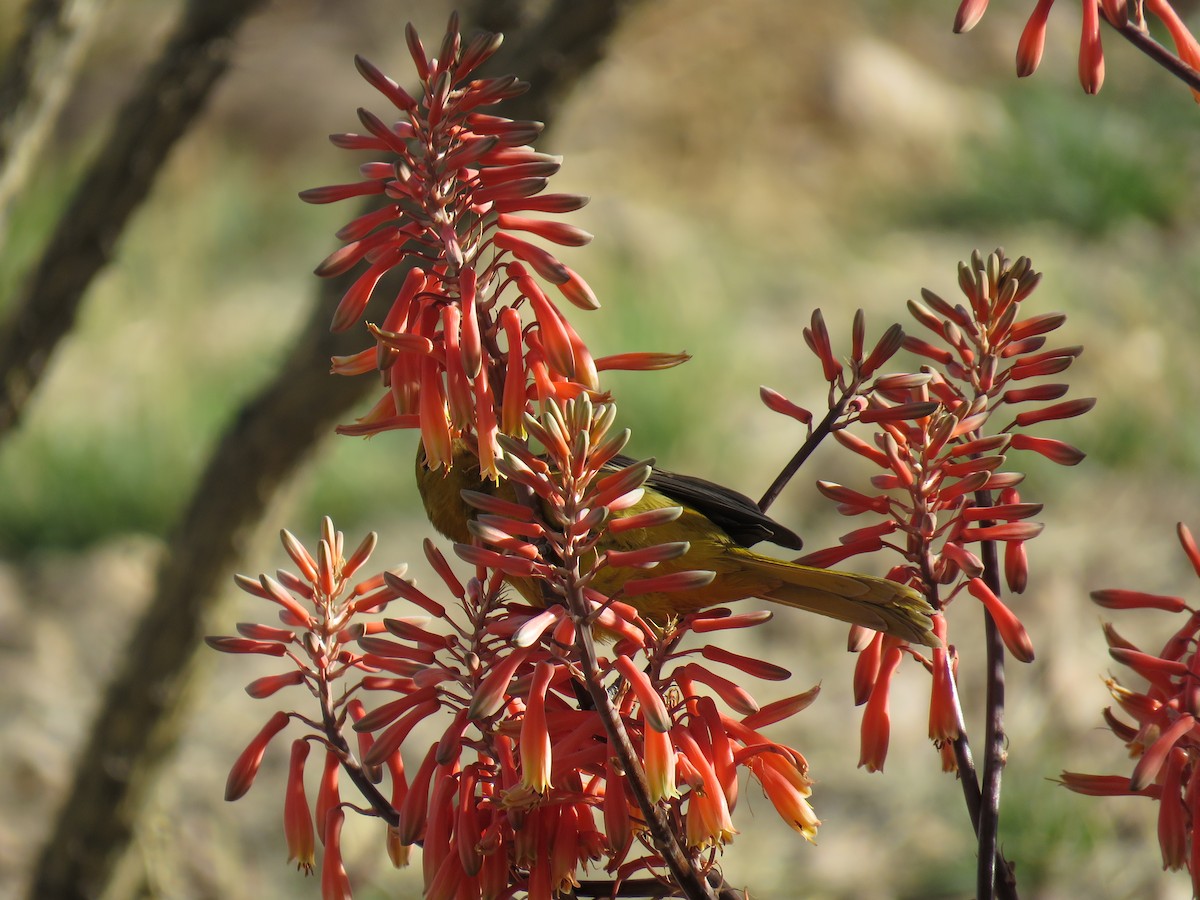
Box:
[210,399,822,899]
[299,14,684,479]
[1062,523,1200,896]
[760,250,1093,772]
[953,0,1200,98]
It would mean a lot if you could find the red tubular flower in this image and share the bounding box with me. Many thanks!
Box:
[859,645,902,772]
[520,661,555,793]
[1159,749,1188,871]
[741,686,822,731]
[613,655,671,733]
[1016,0,1056,77]
[206,636,290,657]
[245,670,306,699]
[759,386,813,425]
[746,752,820,842]
[1109,647,1188,692]
[814,480,891,515]
[967,577,1035,663]
[225,711,290,801]
[603,755,634,856]
[697,697,739,809]
[700,643,791,681]
[853,631,883,707]
[954,0,990,33]
[425,853,464,900]
[681,664,759,717]
[1132,715,1197,791]
[467,648,532,721]
[454,769,483,878]
[320,809,353,900]
[675,725,736,849]
[363,700,444,768]
[803,309,842,383]
[395,744,438,847]
[688,609,774,632]
[284,740,316,874]
[421,767,458,888]
[593,351,691,372]
[1059,772,1162,797]
[315,749,341,845]
[1178,522,1200,578]
[861,322,906,377]
[929,618,961,747]
[550,804,586,894]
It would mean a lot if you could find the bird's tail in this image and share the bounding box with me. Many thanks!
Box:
[745,554,938,646]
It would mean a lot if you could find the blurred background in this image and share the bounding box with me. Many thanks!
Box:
[1,0,1199,897]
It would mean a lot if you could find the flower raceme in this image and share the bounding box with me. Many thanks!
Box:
[451,397,826,869]
[301,15,686,478]
[761,250,1091,772]
[209,403,825,897]
[1063,523,1200,895]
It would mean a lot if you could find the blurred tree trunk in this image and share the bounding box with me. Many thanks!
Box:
[0,0,267,439]
[0,0,109,243]
[26,1,641,898]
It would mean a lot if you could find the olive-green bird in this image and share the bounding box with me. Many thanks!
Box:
[417,443,937,647]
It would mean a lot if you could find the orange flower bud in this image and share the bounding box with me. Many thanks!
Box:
[759,386,812,425]
[742,685,822,731]
[1058,771,1160,797]
[1177,523,1200,579]
[468,648,531,721]
[953,0,989,32]
[613,655,671,733]
[1016,0,1054,77]
[1132,714,1196,791]
[245,670,306,699]
[225,710,290,801]
[1078,0,1105,94]
[594,351,691,371]
[398,744,439,846]
[700,644,790,681]
[967,578,1035,663]
[681,663,759,717]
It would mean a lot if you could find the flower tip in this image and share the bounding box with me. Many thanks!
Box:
[953,0,989,33]
[1016,55,1039,79]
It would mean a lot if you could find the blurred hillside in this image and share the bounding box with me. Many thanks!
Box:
[1,1,1198,898]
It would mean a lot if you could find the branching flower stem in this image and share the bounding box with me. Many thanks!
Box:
[317,668,399,828]
[565,573,720,900]
[1110,14,1200,92]
[551,465,727,900]
[758,384,857,513]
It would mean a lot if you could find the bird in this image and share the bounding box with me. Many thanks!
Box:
[416,442,938,647]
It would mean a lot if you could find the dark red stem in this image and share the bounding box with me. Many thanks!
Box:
[1109,14,1200,93]
[319,671,399,827]
[973,487,1019,900]
[758,387,854,512]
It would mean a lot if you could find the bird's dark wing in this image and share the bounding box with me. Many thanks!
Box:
[610,453,804,550]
